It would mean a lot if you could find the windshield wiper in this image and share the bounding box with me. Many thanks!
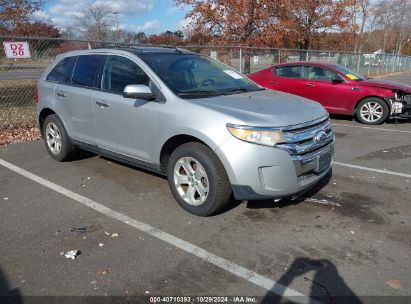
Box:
[178,90,222,96]
[222,87,265,95]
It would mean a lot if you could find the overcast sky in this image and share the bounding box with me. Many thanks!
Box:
[32,0,190,34]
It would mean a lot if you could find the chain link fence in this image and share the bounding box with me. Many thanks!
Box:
[1,35,411,132]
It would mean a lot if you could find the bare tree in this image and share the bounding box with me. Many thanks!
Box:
[374,0,409,53]
[61,26,79,39]
[74,2,115,41]
[350,0,376,53]
[392,0,411,55]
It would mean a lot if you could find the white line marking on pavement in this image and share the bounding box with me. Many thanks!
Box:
[332,123,411,134]
[334,161,411,178]
[0,158,316,304]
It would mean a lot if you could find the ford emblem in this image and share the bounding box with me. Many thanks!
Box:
[314,131,327,143]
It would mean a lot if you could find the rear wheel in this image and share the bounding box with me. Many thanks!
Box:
[43,114,76,161]
[356,98,389,125]
[167,142,232,216]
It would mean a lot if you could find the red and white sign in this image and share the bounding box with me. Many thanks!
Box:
[3,41,31,59]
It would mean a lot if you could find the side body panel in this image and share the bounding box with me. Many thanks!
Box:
[249,68,304,96]
[54,84,97,144]
[93,91,159,162]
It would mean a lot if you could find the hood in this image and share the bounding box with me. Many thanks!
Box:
[356,79,411,93]
[192,89,328,127]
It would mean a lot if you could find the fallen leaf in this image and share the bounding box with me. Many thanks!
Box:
[386,279,401,289]
[0,125,41,146]
[97,269,108,275]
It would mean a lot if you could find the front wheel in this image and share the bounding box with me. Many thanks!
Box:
[355,98,389,125]
[167,142,232,216]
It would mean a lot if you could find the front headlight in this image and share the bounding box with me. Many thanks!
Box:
[227,124,285,146]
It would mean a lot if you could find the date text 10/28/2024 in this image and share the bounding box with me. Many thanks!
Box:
[149,296,258,303]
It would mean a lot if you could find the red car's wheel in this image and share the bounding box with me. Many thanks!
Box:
[355,98,389,125]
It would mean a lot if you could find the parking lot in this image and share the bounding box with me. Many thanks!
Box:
[1,75,410,304]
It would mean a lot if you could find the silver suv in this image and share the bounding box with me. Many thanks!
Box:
[37,47,334,216]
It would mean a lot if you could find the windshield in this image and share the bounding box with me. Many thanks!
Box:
[331,65,367,81]
[139,53,262,98]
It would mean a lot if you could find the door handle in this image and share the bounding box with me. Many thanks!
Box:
[269,80,277,84]
[56,91,67,98]
[305,83,315,87]
[96,101,110,108]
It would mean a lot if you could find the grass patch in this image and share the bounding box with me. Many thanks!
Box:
[0,80,37,129]
[0,103,37,130]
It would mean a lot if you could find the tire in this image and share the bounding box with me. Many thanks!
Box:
[167,142,232,216]
[42,114,76,161]
[355,98,389,125]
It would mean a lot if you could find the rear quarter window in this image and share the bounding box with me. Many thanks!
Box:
[72,55,106,88]
[46,56,77,83]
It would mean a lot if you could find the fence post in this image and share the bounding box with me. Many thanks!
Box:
[377,55,380,76]
[278,49,281,64]
[404,57,407,73]
[328,52,331,62]
[239,48,242,74]
[385,55,388,75]
[392,55,397,74]
[344,53,348,67]
[402,57,404,73]
[306,50,309,61]
[367,57,371,77]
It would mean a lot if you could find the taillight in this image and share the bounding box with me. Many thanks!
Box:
[35,82,39,103]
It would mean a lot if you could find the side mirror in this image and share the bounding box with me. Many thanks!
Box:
[123,84,156,100]
[331,76,344,84]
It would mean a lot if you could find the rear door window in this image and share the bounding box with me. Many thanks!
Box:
[72,55,106,88]
[306,66,339,81]
[273,66,302,78]
[102,56,149,93]
[46,56,77,83]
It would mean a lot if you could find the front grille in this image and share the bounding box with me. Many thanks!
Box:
[404,94,411,106]
[276,116,334,156]
[275,116,335,179]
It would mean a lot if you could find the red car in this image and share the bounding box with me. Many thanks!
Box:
[248,62,411,125]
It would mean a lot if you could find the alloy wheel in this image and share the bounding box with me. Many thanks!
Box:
[173,157,209,206]
[360,101,383,123]
[45,122,62,155]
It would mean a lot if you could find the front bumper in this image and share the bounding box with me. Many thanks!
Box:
[215,136,334,201]
[388,96,411,119]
